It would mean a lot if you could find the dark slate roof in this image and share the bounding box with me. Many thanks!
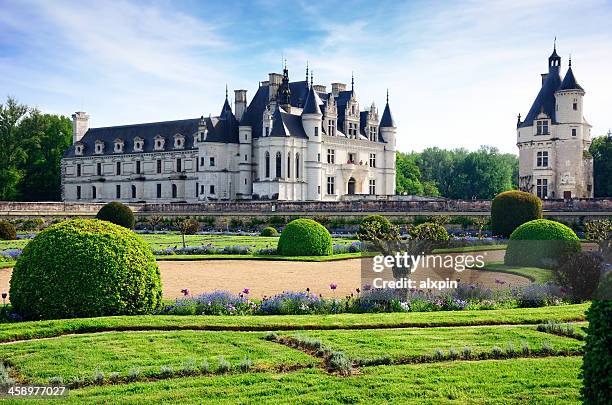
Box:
[303,87,322,115]
[63,118,200,157]
[336,90,354,130]
[269,107,307,139]
[379,102,395,128]
[558,66,583,91]
[519,70,561,128]
[239,85,270,137]
[289,81,309,108]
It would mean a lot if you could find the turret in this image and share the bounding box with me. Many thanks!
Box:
[72,111,89,144]
[302,86,323,200]
[379,90,396,148]
[555,58,585,127]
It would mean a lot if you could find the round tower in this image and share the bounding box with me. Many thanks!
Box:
[302,86,323,200]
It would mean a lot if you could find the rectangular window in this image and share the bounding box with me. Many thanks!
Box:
[265,127,270,137]
[157,159,162,174]
[156,183,162,198]
[116,184,121,199]
[536,120,549,135]
[131,185,136,199]
[176,158,182,172]
[327,149,335,164]
[92,186,96,199]
[200,185,205,194]
[369,179,376,195]
[369,153,376,168]
[573,102,578,111]
[76,186,81,200]
[536,151,549,167]
[318,185,321,194]
[210,157,215,167]
[200,157,205,168]
[196,182,199,197]
[116,161,121,175]
[572,128,577,137]
[97,162,102,176]
[136,161,141,174]
[317,153,321,162]
[210,185,215,194]
[327,177,335,195]
[244,154,248,161]
[314,127,319,136]
[536,179,548,199]
[77,164,81,177]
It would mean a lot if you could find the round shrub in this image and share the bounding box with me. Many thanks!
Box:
[260,227,278,237]
[0,221,16,240]
[9,219,162,320]
[277,219,332,256]
[410,222,449,241]
[554,252,605,301]
[504,219,581,267]
[491,190,542,237]
[581,296,612,403]
[96,201,135,229]
[357,215,393,241]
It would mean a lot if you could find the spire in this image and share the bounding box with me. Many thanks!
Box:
[548,39,561,72]
[225,84,228,100]
[303,85,322,115]
[569,53,572,67]
[380,90,395,128]
[351,72,354,91]
[310,70,313,87]
[305,61,309,84]
[559,61,584,91]
[278,62,291,108]
[220,85,233,116]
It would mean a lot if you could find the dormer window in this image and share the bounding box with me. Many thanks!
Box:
[113,138,124,153]
[94,140,105,154]
[536,120,549,135]
[154,135,165,151]
[75,143,84,156]
[133,137,144,152]
[174,134,185,149]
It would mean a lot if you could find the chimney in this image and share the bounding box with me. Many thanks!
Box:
[313,84,327,94]
[72,111,90,144]
[234,89,247,121]
[331,83,346,97]
[541,73,548,86]
[268,73,283,100]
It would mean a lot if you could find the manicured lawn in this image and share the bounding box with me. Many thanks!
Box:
[473,261,554,284]
[0,304,589,342]
[0,330,317,383]
[433,244,507,254]
[22,357,582,404]
[0,261,14,269]
[157,252,363,261]
[285,325,584,362]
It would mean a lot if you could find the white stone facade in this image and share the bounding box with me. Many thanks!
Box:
[516,46,594,199]
[62,67,397,202]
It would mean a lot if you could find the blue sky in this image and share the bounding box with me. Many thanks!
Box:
[1,0,611,153]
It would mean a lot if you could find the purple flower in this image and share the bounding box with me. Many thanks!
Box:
[330,283,337,290]
[242,288,250,295]
[363,284,372,291]
[181,288,190,296]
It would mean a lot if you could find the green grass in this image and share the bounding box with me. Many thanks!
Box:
[0,304,589,342]
[0,330,317,383]
[433,244,507,254]
[0,261,15,269]
[473,261,554,284]
[285,325,583,362]
[20,357,582,404]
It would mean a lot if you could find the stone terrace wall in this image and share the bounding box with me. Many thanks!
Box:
[0,198,610,218]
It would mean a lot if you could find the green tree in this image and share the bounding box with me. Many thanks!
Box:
[455,146,514,199]
[590,133,612,197]
[396,152,424,195]
[18,113,72,201]
[0,97,31,200]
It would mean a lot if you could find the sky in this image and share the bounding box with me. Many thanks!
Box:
[1,0,611,154]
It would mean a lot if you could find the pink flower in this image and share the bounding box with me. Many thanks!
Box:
[330,283,337,290]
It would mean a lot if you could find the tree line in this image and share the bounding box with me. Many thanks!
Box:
[0,96,610,201]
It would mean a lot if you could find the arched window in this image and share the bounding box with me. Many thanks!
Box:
[287,153,291,178]
[296,153,300,179]
[265,152,270,178]
[275,152,282,178]
[131,185,136,199]
[172,184,177,198]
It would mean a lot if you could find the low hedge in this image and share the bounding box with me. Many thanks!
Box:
[491,190,542,237]
[9,219,162,320]
[277,219,332,256]
[504,219,581,267]
[96,201,135,229]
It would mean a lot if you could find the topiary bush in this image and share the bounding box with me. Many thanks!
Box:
[357,215,394,241]
[96,201,135,229]
[504,219,581,268]
[554,252,605,301]
[260,227,278,237]
[9,219,162,320]
[491,190,543,238]
[277,219,332,256]
[410,222,449,241]
[0,221,16,240]
[581,278,612,404]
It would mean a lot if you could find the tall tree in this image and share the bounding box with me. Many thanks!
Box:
[590,133,612,197]
[0,97,31,200]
